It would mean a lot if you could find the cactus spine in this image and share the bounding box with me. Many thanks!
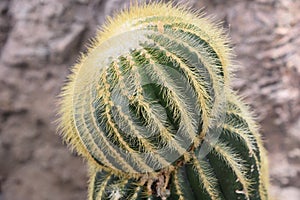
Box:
[58,3,269,200]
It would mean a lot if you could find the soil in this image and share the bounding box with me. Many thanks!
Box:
[0,0,299,199]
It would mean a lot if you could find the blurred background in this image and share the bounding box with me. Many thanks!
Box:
[0,0,299,199]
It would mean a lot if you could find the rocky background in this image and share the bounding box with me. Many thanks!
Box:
[0,0,299,199]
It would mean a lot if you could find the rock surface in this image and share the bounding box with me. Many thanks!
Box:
[0,0,299,199]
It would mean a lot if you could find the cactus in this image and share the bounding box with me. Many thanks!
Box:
[58,3,269,200]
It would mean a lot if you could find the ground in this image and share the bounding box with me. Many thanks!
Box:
[0,0,299,199]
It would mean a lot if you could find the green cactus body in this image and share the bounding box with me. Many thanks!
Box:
[58,3,269,200]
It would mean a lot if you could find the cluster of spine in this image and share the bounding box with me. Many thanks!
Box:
[58,3,269,200]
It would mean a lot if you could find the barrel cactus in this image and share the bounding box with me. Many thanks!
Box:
[58,3,269,200]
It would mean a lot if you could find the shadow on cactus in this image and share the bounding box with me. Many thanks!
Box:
[57,2,269,200]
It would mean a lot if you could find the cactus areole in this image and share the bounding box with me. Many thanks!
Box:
[58,3,269,200]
